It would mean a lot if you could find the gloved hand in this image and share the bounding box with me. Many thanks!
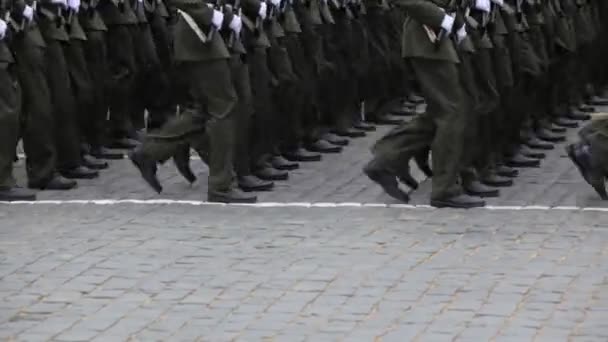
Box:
[0,19,6,40]
[211,9,224,29]
[51,0,67,6]
[456,24,467,44]
[68,0,80,11]
[23,5,34,21]
[259,1,267,19]
[475,0,491,12]
[440,13,454,32]
[270,0,280,6]
[229,14,242,35]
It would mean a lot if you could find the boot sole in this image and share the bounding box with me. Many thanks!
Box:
[239,184,275,192]
[129,153,163,193]
[272,164,299,171]
[505,160,541,168]
[465,190,500,198]
[525,144,554,150]
[481,180,513,187]
[305,144,343,153]
[283,155,322,162]
[364,168,410,203]
[208,196,257,203]
[0,195,37,201]
[61,173,99,180]
[254,173,289,181]
[430,199,485,209]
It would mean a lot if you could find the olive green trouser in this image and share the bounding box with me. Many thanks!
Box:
[106,24,136,139]
[230,54,255,177]
[64,39,95,151]
[0,66,21,188]
[458,50,482,176]
[141,58,237,193]
[472,47,500,171]
[12,37,57,185]
[490,33,515,159]
[372,57,466,200]
[83,30,109,150]
[45,39,82,170]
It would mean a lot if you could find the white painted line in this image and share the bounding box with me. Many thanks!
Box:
[520,205,551,210]
[0,199,607,212]
[485,206,523,210]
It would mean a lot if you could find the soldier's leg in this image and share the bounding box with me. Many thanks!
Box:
[267,38,316,164]
[45,39,97,179]
[230,55,274,192]
[137,59,254,202]
[248,47,288,180]
[12,41,61,188]
[147,10,174,130]
[131,23,164,133]
[83,30,123,160]
[471,47,499,171]
[456,49,499,197]
[64,39,108,170]
[369,58,472,204]
[105,25,138,148]
[409,58,469,202]
[0,67,19,190]
[0,66,36,200]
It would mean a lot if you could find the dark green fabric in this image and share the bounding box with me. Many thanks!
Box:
[82,30,109,149]
[0,59,20,188]
[64,39,95,149]
[391,0,459,63]
[372,57,465,200]
[105,24,136,138]
[230,54,255,177]
[12,28,57,185]
[141,59,237,192]
[44,39,81,170]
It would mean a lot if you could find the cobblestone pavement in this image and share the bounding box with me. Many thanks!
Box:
[11,108,608,208]
[2,108,608,341]
[1,205,608,341]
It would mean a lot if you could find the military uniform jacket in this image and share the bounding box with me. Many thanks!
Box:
[98,0,138,26]
[37,2,70,41]
[80,0,109,31]
[390,0,459,63]
[171,0,260,61]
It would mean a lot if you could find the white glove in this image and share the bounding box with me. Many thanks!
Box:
[23,5,34,21]
[229,14,242,35]
[456,24,467,43]
[475,0,491,12]
[258,2,267,19]
[270,0,280,6]
[51,0,67,6]
[491,0,503,5]
[440,14,454,32]
[0,19,6,40]
[68,0,80,11]
[211,9,224,29]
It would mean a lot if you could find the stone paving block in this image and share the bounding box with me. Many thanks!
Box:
[54,327,100,342]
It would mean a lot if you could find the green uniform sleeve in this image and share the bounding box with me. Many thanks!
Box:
[388,0,446,30]
[168,0,214,28]
[240,0,260,20]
